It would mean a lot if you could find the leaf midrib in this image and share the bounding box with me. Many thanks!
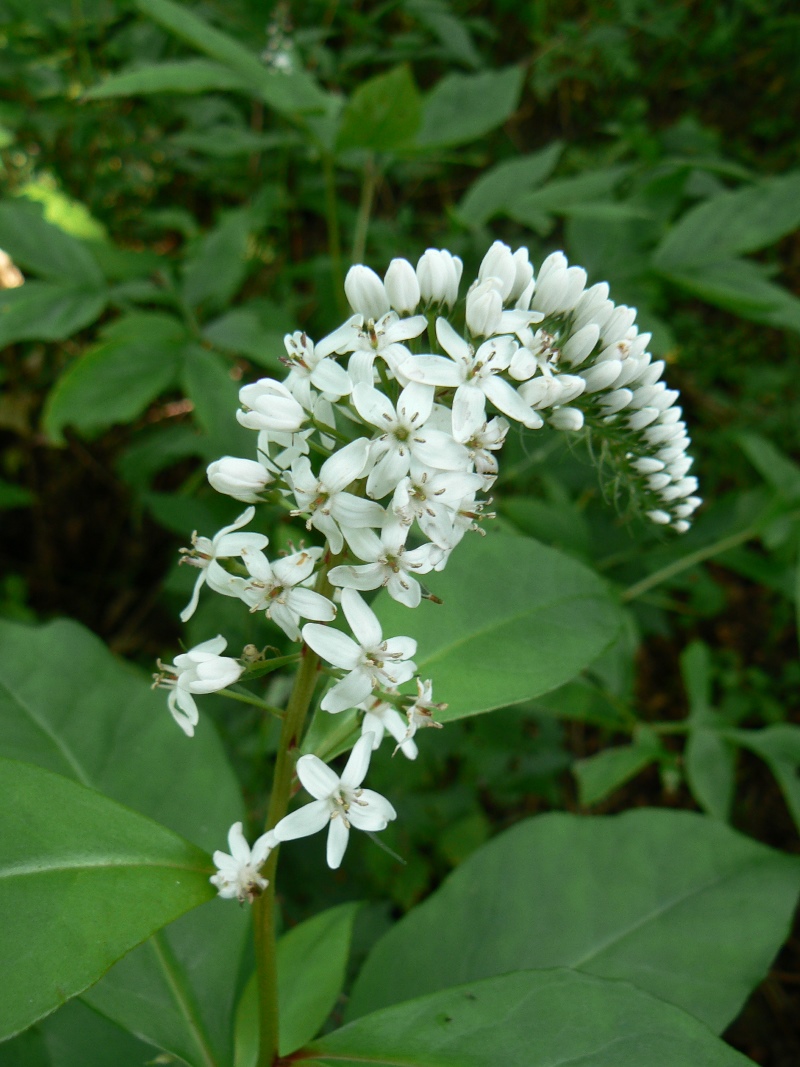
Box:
[0,675,91,786]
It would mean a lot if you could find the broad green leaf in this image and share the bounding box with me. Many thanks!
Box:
[405,0,483,69]
[312,969,754,1067]
[0,758,213,1039]
[347,809,800,1032]
[656,258,800,334]
[203,301,291,370]
[373,531,624,721]
[573,728,662,805]
[685,727,736,821]
[0,617,247,1066]
[654,171,800,268]
[336,65,422,153]
[0,981,160,1067]
[728,725,800,833]
[416,66,524,147]
[0,282,107,347]
[235,903,361,1064]
[137,0,328,115]
[82,58,251,100]
[455,142,563,227]
[42,312,188,443]
[0,201,103,284]
[181,345,253,459]
[506,166,630,231]
[278,903,360,1055]
[181,209,251,314]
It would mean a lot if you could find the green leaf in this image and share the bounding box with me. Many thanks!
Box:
[181,345,253,459]
[82,58,251,100]
[137,0,328,115]
[373,531,624,721]
[203,301,292,370]
[336,65,422,153]
[0,478,34,509]
[0,970,166,1066]
[737,432,800,501]
[506,166,630,231]
[573,728,663,805]
[347,809,800,1032]
[455,142,563,228]
[278,903,360,1055]
[235,903,361,1065]
[685,727,736,821]
[42,312,188,443]
[0,758,213,1040]
[654,171,800,268]
[416,66,524,147]
[655,258,800,334]
[0,616,247,1065]
[729,725,800,833]
[681,640,713,718]
[312,969,754,1067]
[0,201,104,284]
[181,209,251,314]
[0,282,107,347]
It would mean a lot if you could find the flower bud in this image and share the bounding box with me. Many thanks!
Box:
[344,265,390,320]
[510,247,534,305]
[207,457,273,502]
[548,406,584,431]
[465,279,503,337]
[416,249,463,309]
[478,241,516,302]
[238,379,306,433]
[384,258,420,315]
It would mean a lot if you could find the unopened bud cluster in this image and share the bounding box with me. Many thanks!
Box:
[155,241,699,885]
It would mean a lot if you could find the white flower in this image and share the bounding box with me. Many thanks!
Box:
[237,378,307,433]
[400,318,541,441]
[302,588,417,713]
[210,822,276,903]
[316,311,427,387]
[359,691,418,759]
[178,506,268,622]
[351,380,468,498]
[241,546,336,641]
[330,513,444,608]
[207,456,274,502]
[288,438,385,554]
[282,331,353,407]
[155,636,243,737]
[403,678,446,742]
[272,733,397,868]
[416,248,462,309]
[392,463,484,549]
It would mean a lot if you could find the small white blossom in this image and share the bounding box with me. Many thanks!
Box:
[178,507,268,622]
[384,258,420,315]
[345,264,391,320]
[272,733,397,868]
[155,636,243,737]
[237,378,307,433]
[241,546,336,641]
[210,822,276,903]
[358,691,418,759]
[302,588,417,713]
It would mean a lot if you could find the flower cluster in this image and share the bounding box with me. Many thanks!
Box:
[157,241,699,888]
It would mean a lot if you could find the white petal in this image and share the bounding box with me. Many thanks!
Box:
[328,562,386,591]
[341,588,382,648]
[482,374,542,428]
[349,788,397,826]
[451,384,487,443]
[341,732,375,789]
[310,359,352,397]
[179,571,206,623]
[297,753,341,799]
[273,800,331,841]
[289,588,337,623]
[400,354,463,388]
[326,814,350,869]
[302,623,362,670]
[330,493,386,529]
[321,669,374,713]
[352,383,395,427]
[321,438,371,492]
[366,448,410,500]
[227,821,250,864]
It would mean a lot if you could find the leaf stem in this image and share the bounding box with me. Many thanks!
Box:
[322,154,346,316]
[351,153,377,266]
[218,686,284,718]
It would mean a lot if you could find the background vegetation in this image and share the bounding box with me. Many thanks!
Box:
[1,0,799,1062]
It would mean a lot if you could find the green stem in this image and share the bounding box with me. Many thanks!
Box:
[252,558,338,1067]
[322,154,346,315]
[351,153,377,266]
[218,686,284,718]
[620,524,759,603]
